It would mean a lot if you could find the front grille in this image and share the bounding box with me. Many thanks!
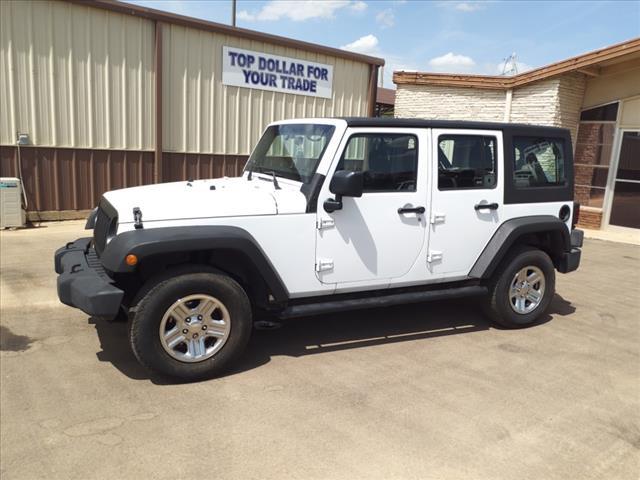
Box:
[93,198,118,256]
[86,247,110,280]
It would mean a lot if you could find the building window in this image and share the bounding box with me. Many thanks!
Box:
[609,131,640,229]
[580,103,619,122]
[574,102,618,208]
[512,137,566,188]
[338,134,418,192]
[437,135,497,190]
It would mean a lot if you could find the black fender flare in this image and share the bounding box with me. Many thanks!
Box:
[469,215,570,279]
[100,226,289,302]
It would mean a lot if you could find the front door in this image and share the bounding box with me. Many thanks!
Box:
[315,128,429,285]
[428,129,503,277]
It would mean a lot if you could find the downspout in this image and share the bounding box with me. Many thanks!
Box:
[367,65,379,117]
[503,89,513,122]
[154,21,163,184]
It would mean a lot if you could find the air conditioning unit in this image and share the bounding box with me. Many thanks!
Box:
[0,177,26,228]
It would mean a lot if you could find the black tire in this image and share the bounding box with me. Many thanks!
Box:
[483,246,555,328]
[130,268,252,381]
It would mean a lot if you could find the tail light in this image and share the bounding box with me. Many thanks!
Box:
[572,202,580,229]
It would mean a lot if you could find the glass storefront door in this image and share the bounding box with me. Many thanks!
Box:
[608,130,640,229]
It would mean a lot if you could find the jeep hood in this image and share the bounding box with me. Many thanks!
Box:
[103,176,307,224]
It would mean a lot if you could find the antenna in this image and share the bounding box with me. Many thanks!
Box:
[501,52,518,76]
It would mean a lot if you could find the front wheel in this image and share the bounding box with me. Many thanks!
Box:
[130,270,252,381]
[483,246,555,328]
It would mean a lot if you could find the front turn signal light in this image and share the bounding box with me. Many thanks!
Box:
[125,254,138,266]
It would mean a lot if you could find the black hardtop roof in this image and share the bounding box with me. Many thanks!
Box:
[341,117,570,135]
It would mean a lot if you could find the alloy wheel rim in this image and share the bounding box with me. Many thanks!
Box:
[509,265,545,315]
[159,294,231,363]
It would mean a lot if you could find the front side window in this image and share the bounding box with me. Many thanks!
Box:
[246,124,335,183]
[438,135,497,190]
[513,136,566,188]
[336,133,418,192]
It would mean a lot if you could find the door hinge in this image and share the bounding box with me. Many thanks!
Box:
[315,259,334,272]
[430,212,446,224]
[427,251,443,263]
[316,218,335,230]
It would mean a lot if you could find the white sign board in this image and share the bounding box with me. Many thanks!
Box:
[222,46,333,99]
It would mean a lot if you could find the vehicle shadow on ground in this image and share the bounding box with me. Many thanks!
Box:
[90,294,575,384]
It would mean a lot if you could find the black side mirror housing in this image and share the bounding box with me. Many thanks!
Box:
[329,170,364,198]
[323,170,364,213]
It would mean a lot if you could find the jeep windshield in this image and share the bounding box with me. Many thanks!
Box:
[246,124,336,183]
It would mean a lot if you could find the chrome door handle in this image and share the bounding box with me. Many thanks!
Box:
[474,203,499,211]
[398,206,426,214]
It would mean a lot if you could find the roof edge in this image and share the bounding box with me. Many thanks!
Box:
[394,37,640,89]
[66,0,385,67]
[341,117,571,133]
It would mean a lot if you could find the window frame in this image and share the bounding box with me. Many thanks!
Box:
[436,134,499,191]
[246,123,336,184]
[337,132,420,194]
[512,135,567,188]
[503,128,574,204]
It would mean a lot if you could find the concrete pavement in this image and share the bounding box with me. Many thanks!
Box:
[582,226,640,246]
[1,221,639,479]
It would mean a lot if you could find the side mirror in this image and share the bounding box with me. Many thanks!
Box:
[329,170,364,198]
[324,170,364,213]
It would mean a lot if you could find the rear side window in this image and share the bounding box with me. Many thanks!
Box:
[337,133,418,192]
[513,137,566,188]
[438,135,497,190]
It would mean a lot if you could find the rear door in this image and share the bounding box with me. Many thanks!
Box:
[428,129,503,277]
[315,128,429,286]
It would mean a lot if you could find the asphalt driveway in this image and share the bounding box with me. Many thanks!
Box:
[1,221,638,479]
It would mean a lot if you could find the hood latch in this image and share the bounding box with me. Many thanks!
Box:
[133,207,143,229]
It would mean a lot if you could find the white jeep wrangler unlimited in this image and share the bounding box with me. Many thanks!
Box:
[55,118,583,380]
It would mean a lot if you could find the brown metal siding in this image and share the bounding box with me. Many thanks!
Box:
[0,146,247,213]
[162,152,247,182]
[0,146,154,211]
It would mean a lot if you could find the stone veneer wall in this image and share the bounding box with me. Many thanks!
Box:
[395,73,587,145]
[394,85,507,122]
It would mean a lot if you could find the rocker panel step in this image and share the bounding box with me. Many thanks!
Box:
[278,285,488,319]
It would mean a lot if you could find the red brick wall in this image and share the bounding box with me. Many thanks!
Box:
[577,209,603,229]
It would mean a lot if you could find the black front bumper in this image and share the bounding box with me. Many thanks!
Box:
[55,238,124,318]
[557,228,584,274]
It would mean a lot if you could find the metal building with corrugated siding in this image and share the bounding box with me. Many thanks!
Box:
[0,0,384,219]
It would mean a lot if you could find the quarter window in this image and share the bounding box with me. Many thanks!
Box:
[337,134,418,192]
[438,135,497,190]
[513,137,566,188]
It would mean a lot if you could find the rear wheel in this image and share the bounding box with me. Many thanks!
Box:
[130,270,252,381]
[484,246,555,328]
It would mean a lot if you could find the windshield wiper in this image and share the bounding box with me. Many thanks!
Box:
[254,170,281,189]
[247,163,253,181]
[268,171,281,190]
